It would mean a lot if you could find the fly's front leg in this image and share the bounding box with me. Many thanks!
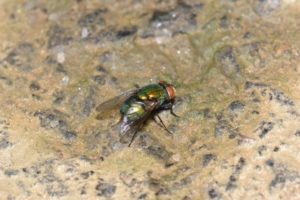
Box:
[161,102,180,118]
[170,107,179,118]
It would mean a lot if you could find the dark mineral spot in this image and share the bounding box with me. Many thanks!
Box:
[0,138,12,149]
[78,8,107,29]
[146,145,172,160]
[3,43,35,71]
[216,46,240,77]
[295,130,300,137]
[269,164,300,190]
[220,15,229,28]
[208,188,222,199]
[95,181,116,197]
[138,193,147,200]
[228,101,245,112]
[257,145,267,156]
[202,153,217,167]
[245,82,294,106]
[93,75,106,85]
[215,114,238,138]
[80,187,87,195]
[63,131,77,141]
[80,170,94,179]
[273,146,279,152]
[29,81,41,91]
[0,76,13,86]
[183,196,192,200]
[148,178,170,196]
[255,0,281,16]
[46,183,68,197]
[143,0,200,37]
[4,169,19,177]
[116,26,138,39]
[257,121,274,138]
[34,110,77,140]
[226,157,246,191]
[53,90,65,105]
[47,24,73,48]
[266,159,274,167]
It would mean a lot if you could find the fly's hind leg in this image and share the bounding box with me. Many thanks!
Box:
[154,114,173,135]
[128,129,139,147]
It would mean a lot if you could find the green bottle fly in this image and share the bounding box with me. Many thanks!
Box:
[96,81,177,146]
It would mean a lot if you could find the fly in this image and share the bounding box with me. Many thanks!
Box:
[95,80,178,146]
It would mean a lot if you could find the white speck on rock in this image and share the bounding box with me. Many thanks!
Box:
[61,76,69,85]
[81,27,89,38]
[57,52,65,64]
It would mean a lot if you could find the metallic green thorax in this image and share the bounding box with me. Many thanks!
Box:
[120,84,168,122]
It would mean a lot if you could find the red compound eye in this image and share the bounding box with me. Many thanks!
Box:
[166,85,176,100]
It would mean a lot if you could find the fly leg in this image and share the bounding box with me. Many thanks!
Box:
[154,114,173,135]
[170,107,180,118]
[128,129,138,147]
[161,102,180,118]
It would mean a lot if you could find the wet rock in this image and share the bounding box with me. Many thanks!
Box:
[95,180,116,197]
[47,24,73,48]
[257,121,274,138]
[3,43,35,71]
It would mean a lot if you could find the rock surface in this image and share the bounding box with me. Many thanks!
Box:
[0,0,300,199]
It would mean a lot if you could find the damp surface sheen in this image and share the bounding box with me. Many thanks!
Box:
[0,0,300,199]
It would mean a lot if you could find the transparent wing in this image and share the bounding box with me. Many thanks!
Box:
[95,88,139,120]
[120,101,158,136]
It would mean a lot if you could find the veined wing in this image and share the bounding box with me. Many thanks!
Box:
[119,100,160,145]
[95,88,138,120]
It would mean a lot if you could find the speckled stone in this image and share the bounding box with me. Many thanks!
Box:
[0,0,300,199]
